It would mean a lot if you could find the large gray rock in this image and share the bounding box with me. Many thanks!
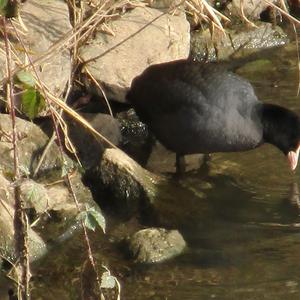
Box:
[0,0,71,100]
[80,6,190,102]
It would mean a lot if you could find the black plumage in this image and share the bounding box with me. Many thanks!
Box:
[127,59,300,172]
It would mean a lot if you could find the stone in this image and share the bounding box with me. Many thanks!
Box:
[128,227,186,263]
[226,0,278,20]
[0,168,100,264]
[191,22,289,61]
[97,148,163,218]
[66,112,122,169]
[80,6,190,102]
[0,172,47,263]
[0,0,71,106]
[0,114,69,177]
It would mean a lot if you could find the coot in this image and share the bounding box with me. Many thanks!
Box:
[127,59,300,172]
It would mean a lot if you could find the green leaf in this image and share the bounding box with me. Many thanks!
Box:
[0,0,8,11]
[21,87,45,120]
[76,207,106,233]
[101,271,116,289]
[15,70,36,87]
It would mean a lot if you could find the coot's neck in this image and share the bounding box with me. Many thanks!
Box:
[262,103,300,154]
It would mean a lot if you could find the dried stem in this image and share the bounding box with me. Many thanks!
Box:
[2,16,30,300]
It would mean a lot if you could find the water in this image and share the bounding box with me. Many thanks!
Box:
[121,44,300,299]
[3,44,300,299]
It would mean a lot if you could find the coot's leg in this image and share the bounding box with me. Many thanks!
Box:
[176,153,186,173]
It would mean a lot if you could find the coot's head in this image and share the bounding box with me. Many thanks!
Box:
[262,104,300,171]
[283,128,300,171]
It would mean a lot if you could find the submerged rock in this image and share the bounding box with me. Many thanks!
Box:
[128,228,186,263]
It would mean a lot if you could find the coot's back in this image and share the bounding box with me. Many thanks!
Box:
[127,60,263,155]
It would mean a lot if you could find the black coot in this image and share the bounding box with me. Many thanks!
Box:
[127,59,300,172]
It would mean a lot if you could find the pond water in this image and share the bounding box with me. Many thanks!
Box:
[2,44,300,300]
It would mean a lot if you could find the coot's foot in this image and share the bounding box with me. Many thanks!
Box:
[176,154,186,174]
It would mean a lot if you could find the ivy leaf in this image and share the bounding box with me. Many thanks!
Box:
[76,207,106,233]
[15,70,36,87]
[21,87,45,120]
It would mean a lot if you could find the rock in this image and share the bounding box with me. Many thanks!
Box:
[128,228,186,263]
[0,172,47,263]
[80,6,190,103]
[20,170,95,215]
[118,108,153,166]
[191,22,289,61]
[27,228,48,262]
[0,0,71,109]
[0,114,70,177]
[0,113,103,263]
[146,0,183,10]
[0,166,101,264]
[96,148,164,218]
[66,113,122,169]
[47,170,97,215]
[226,0,277,20]
[20,179,50,214]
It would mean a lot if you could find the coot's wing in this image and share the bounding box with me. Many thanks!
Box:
[127,61,212,124]
[127,60,262,153]
[128,60,259,123]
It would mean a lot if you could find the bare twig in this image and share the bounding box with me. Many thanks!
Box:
[2,17,30,300]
